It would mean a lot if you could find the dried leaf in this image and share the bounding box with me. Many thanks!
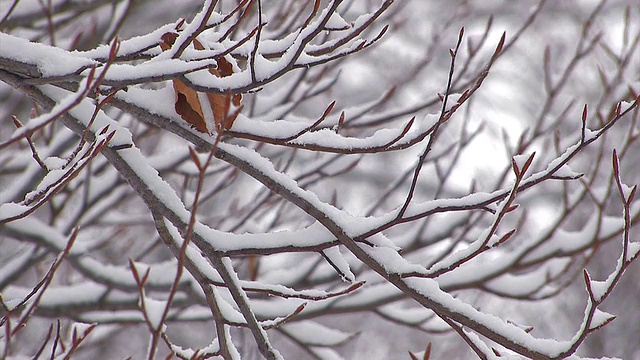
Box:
[173,78,209,133]
[160,32,242,134]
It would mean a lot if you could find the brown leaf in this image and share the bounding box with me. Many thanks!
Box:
[159,32,178,51]
[215,56,235,77]
[207,56,243,131]
[173,78,209,133]
[159,32,242,134]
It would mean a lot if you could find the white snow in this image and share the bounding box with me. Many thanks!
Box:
[322,247,355,282]
[377,304,433,325]
[359,243,428,275]
[628,242,640,263]
[588,280,608,302]
[325,12,350,30]
[403,277,570,357]
[78,22,178,59]
[43,156,67,170]
[98,58,217,82]
[281,321,352,346]
[553,164,582,179]
[589,309,615,330]
[0,203,31,221]
[141,295,167,330]
[3,217,90,253]
[0,33,94,76]
[512,152,534,172]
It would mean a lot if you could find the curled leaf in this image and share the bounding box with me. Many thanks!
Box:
[160,32,243,135]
